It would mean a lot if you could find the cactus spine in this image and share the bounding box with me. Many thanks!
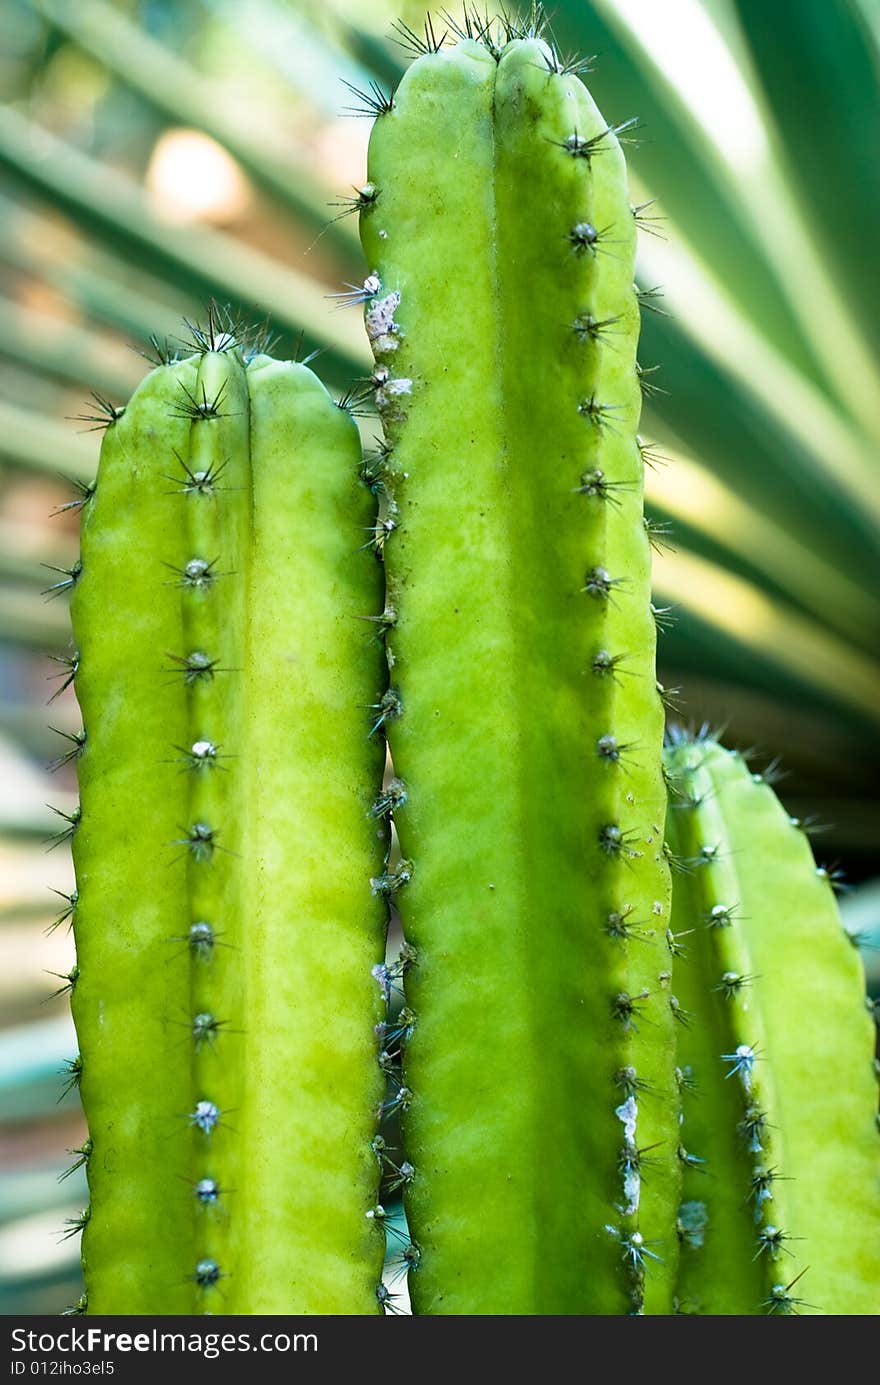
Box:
[664,731,880,1314]
[69,329,388,1313]
[359,27,679,1314]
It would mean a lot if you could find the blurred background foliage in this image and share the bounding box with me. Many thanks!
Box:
[0,0,877,1315]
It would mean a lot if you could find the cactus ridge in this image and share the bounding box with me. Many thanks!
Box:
[664,728,880,1314]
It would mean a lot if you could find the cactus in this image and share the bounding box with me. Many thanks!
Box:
[358,18,679,1315]
[663,728,880,1315]
[55,10,879,1319]
[66,319,389,1313]
[355,16,878,1317]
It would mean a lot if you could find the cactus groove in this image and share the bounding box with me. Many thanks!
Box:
[664,729,880,1314]
[360,25,678,1314]
[69,328,389,1313]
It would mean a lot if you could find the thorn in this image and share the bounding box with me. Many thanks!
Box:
[572,312,623,345]
[46,887,77,935]
[788,814,832,838]
[138,333,179,367]
[177,300,238,355]
[644,516,675,553]
[370,859,414,896]
[163,450,231,496]
[47,727,86,772]
[577,396,624,433]
[68,393,124,432]
[761,1267,815,1316]
[41,561,82,601]
[167,740,228,773]
[170,378,230,422]
[592,649,631,681]
[356,605,398,643]
[583,566,625,601]
[722,1044,760,1082]
[815,861,849,893]
[600,823,642,861]
[51,478,95,516]
[45,804,81,850]
[327,183,380,224]
[162,556,225,590]
[551,118,639,161]
[58,1208,90,1243]
[187,1100,222,1135]
[191,1259,223,1290]
[754,1225,800,1261]
[58,1054,82,1100]
[635,285,670,317]
[597,734,641,770]
[58,1138,92,1181]
[190,1012,228,1051]
[615,1066,655,1099]
[336,383,376,418]
[370,777,407,819]
[340,78,394,117]
[651,603,675,632]
[327,274,381,310]
[604,906,653,942]
[637,436,670,470]
[636,363,667,398]
[171,822,219,864]
[540,45,596,77]
[46,965,79,1000]
[573,468,633,505]
[632,199,666,239]
[656,681,683,712]
[47,651,79,702]
[669,995,694,1027]
[164,650,221,685]
[390,15,447,56]
[368,688,402,737]
[566,221,613,254]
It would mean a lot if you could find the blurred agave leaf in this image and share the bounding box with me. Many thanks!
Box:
[643,444,880,649]
[0,294,144,397]
[0,192,198,345]
[555,0,880,438]
[0,105,366,379]
[31,0,360,258]
[653,547,880,728]
[0,397,97,479]
[726,0,880,359]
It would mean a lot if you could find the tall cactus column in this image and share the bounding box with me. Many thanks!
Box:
[360,32,678,1314]
[70,339,388,1313]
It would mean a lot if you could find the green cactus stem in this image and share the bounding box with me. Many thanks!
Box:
[69,325,388,1313]
[359,25,678,1315]
[664,729,880,1314]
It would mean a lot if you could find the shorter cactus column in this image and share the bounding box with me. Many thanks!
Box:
[664,729,880,1315]
[68,325,389,1313]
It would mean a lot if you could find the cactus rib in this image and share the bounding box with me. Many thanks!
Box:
[664,730,880,1314]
